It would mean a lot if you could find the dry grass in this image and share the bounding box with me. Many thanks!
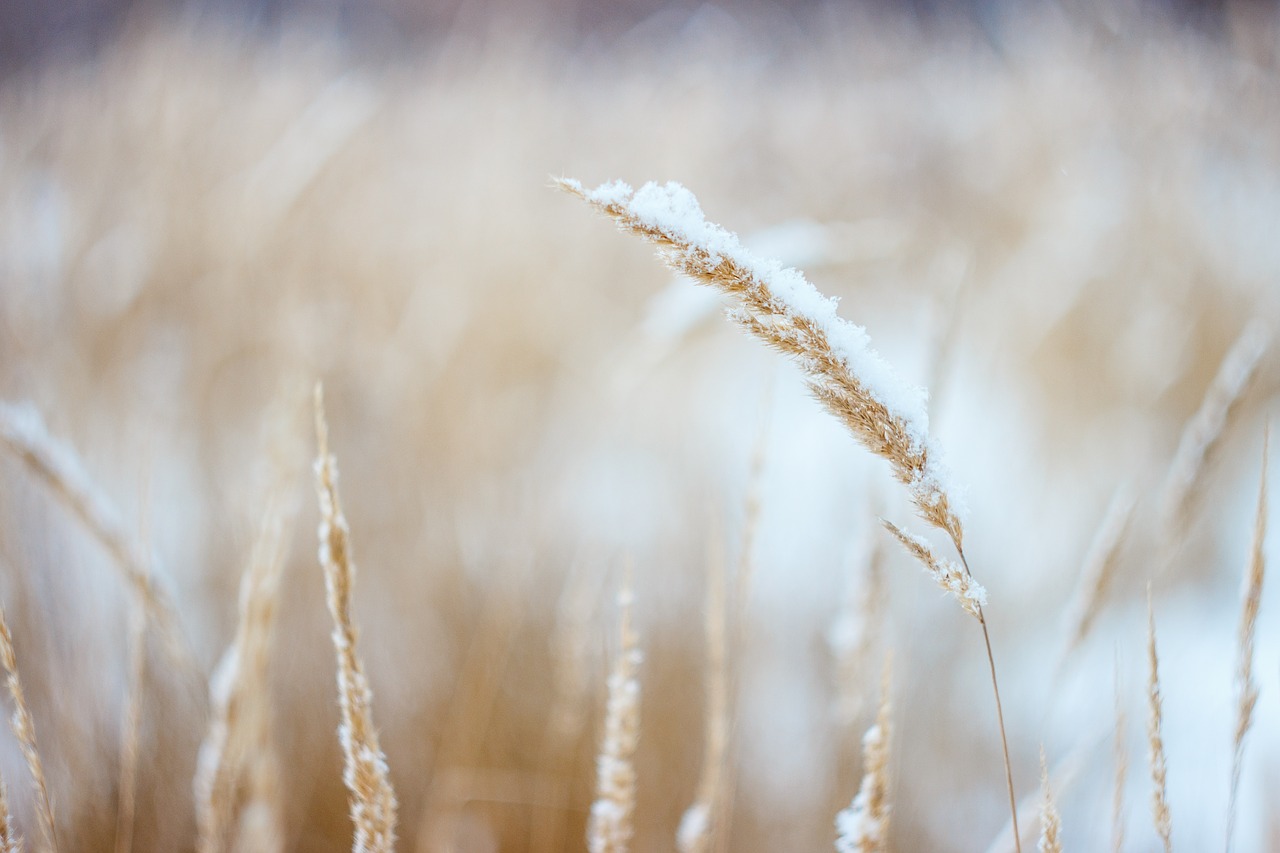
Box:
[1146,593,1173,853]
[1227,433,1268,852]
[587,573,641,853]
[835,659,893,853]
[313,387,398,853]
[0,6,1278,851]
[1036,747,1061,853]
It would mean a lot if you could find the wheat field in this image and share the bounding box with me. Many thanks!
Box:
[0,4,1278,851]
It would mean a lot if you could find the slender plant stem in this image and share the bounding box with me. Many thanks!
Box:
[960,548,1020,853]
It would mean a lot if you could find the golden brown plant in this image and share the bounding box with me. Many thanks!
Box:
[556,179,964,548]
[1112,665,1127,853]
[195,490,291,853]
[0,604,56,853]
[1058,487,1135,668]
[588,573,642,853]
[1146,594,1172,853]
[879,520,985,619]
[1226,432,1267,853]
[0,773,18,853]
[113,604,146,853]
[835,658,892,853]
[677,533,729,853]
[1036,748,1061,853]
[1158,321,1269,546]
[313,386,398,853]
[0,401,190,671]
[561,177,1018,848]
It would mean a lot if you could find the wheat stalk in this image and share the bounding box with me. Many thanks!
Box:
[112,602,146,853]
[1158,321,1268,544]
[1226,431,1267,853]
[313,385,398,853]
[587,571,642,853]
[879,520,986,619]
[0,772,19,853]
[835,657,892,853]
[195,490,291,853]
[1146,592,1172,853]
[1112,662,1127,853]
[677,532,729,853]
[0,401,191,670]
[557,179,964,547]
[561,178,1019,845]
[1057,486,1135,670]
[1036,747,1062,853]
[0,604,55,853]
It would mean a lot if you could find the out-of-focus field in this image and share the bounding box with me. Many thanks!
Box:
[1,4,1279,851]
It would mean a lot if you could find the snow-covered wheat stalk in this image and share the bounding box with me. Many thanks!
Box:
[556,179,965,549]
[880,520,985,619]
[313,386,398,853]
[588,578,642,853]
[835,661,892,853]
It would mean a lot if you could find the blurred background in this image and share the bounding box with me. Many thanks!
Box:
[1,0,1280,850]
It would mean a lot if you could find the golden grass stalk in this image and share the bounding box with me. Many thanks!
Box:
[0,401,190,669]
[587,573,642,853]
[1226,432,1267,853]
[1146,592,1172,853]
[677,533,729,853]
[0,773,19,853]
[557,179,965,549]
[1057,486,1135,669]
[831,524,885,734]
[1112,664,1127,853]
[195,491,291,853]
[0,604,56,853]
[880,520,985,619]
[1158,321,1268,542]
[562,176,1018,850]
[834,658,892,853]
[313,386,398,853]
[112,603,146,853]
[1036,747,1061,853]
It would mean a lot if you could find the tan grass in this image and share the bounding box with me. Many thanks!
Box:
[1112,664,1127,853]
[562,176,1019,850]
[1036,747,1061,853]
[1226,431,1267,853]
[832,523,885,735]
[112,602,146,853]
[834,657,892,853]
[677,532,729,853]
[194,489,291,853]
[587,571,642,853]
[0,604,56,853]
[313,385,398,853]
[1158,321,1269,545]
[0,773,18,853]
[1057,486,1135,670]
[1146,592,1172,853]
[0,401,191,671]
[557,179,964,550]
[879,520,984,619]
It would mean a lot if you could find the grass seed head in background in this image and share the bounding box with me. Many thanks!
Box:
[588,572,642,853]
[1227,432,1268,853]
[0,605,55,853]
[313,386,398,853]
[1036,748,1061,853]
[835,658,893,853]
[1146,593,1172,853]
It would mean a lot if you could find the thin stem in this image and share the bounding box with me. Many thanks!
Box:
[960,548,1020,853]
